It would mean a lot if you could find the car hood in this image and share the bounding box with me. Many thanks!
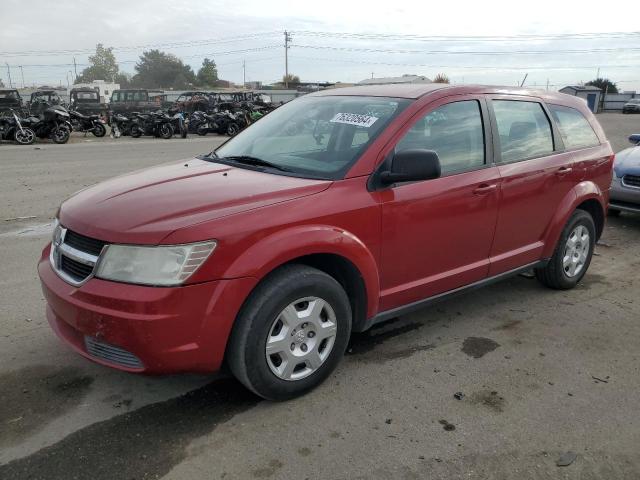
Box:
[59,158,331,244]
[614,147,640,177]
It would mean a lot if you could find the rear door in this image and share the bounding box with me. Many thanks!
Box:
[378,96,501,310]
[487,96,577,275]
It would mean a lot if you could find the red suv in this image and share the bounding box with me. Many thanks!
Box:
[39,85,613,400]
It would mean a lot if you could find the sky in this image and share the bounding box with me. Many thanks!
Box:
[1,0,639,92]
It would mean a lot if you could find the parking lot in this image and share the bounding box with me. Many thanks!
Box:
[0,114,639,479]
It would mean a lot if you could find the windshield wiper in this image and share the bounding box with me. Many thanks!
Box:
[222,155,292,172]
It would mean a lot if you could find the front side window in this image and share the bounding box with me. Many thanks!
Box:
[214,96,410,180]
[549,104,600,150]
[395,100,485,175]
[492,100,553,163]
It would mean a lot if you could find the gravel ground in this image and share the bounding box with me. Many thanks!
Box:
[0,115,639,480]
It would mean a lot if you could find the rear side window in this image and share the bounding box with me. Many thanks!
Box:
[492,100,553,163]
[395,100,485,175]
[548,104,600,149]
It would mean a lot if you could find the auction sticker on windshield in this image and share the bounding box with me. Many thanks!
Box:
[330,113,378,128]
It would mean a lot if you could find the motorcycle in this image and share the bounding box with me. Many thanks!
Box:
[187,110,208,134]
[69,110,107,137]
[109,113,135,138]
[130,111,173,139]
[22,105,71,144]
[170,111,188,139]
[196,110,246,136]
[0,109,36,145]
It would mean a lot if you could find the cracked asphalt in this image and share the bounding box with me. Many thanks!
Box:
[1,114,639,479]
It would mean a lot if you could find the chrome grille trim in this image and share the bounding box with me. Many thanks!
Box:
[50,225,105,286]
[84,336,144,369]
[622,175,640,189]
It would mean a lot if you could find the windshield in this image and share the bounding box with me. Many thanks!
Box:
[214,95,410,179]
[74,91,98,101]
[628,99,640,105]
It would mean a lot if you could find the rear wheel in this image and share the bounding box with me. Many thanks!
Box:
[227,122,240,136]
[535,209,595,290]
[227,265,352,401]
[51,126,70,144]
[159,123,173,139]
[197,125,208,136]
[130,125,142,138]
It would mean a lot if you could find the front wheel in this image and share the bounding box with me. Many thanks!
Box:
[130,125,142,138]
[227,122,240,136]
[14,128,36,145]
[227,265,352,401]
[535,209,596,289]
[51,126,70,144]
[197,125,208,136]
[159,123,173,139]
[92,123,106,137]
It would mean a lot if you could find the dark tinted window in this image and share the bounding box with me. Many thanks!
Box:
[492,100,553,162]
[395,100,485,175]
[548,104,599,149]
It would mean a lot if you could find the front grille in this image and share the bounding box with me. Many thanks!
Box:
[84,336,144,369]
[622,175,640,188]
[64,230,106,256]
[60,255,94,281]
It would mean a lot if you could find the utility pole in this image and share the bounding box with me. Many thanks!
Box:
[5,63,13,88]
[284,30,292,88]
[19,65,25,88]
[243,60,246,89]
[596,67,600,79]
[73,57,78,78]
[546,78,549,91]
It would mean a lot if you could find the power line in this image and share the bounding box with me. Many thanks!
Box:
[292,30,640,42]
[293,44,640,55]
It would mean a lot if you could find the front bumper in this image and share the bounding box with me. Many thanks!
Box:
[38,245,256,374]
[610,177,640,212]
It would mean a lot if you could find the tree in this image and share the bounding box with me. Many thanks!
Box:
[197,58,218,87]
[433,73,450,84]
[132,50,196,89]
[75,44,120,83]
[0,77,4,88]
[114,72,131,88]
[585,78,618,94]
[282,74,300,86]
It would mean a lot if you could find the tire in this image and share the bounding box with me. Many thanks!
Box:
[159,123,173,139]
[14,128,35,145]
[608,208,621,217]
[92,123,106,137]
[227,122,240,136]
[130,126,142,138]
[180,124,187,139]
[197,125,208,136]
[227,264,352,401]
[51,126,70,144]
[535,209,596,290]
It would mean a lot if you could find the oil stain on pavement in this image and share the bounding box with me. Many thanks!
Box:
[0,365,94,448]
[0,378,259,480]
[461,337,500,358]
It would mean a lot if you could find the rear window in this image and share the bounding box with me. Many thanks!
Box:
[548,104,600,150]
[492,100,554,163]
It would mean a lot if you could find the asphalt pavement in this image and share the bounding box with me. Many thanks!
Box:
[0,115,639,480]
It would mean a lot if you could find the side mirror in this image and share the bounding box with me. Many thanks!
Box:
[629,134,640,146]
[380,149,441,185]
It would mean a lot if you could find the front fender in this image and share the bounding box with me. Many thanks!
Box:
[223,225,381,318]
[542,181,605,258]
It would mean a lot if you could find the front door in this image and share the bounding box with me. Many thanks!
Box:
[586,93,597,112]
[378,97,500,311]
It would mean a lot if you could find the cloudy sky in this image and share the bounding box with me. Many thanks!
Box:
[1,0,639,91]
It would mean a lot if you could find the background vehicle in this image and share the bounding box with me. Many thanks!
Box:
[0,89,23,115]
[109,112,135,138]
[69,110,107,137]
[622,99,640,114]
[109,89,156,115]
[609,134,640,214]
[28,90,64,116]
[69,88,105,116]
[0,109,35,144]
[39,85,613,401]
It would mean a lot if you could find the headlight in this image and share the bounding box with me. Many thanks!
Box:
[95,241,216,286]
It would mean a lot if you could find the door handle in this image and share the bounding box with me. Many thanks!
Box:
[556,166,573,176]
[473,183,498,195]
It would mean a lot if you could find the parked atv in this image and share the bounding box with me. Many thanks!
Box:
[69,110,107,137]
